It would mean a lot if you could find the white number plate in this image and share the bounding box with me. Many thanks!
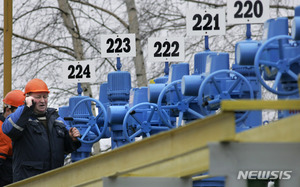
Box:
[101,34,136,57]
[148,37,185,62]
[186,9,226,36]
[62,60,96,83]
[227,0,269,24]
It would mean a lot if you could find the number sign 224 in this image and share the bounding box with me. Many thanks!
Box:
[62,60,96,83]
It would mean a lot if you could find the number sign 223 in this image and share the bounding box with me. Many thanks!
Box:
[101,34,136,58]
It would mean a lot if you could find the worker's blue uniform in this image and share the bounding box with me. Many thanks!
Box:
[0,114,13,186]
[2,105,81,182]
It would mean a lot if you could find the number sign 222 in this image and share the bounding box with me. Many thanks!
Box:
[148,37,185,62]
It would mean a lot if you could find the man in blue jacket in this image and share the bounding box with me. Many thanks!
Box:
[0,90,25,186]
[2,78,81,182]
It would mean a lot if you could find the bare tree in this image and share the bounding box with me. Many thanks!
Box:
[125,0,147,86]
[57,0,93,98]
[0,0,297,120]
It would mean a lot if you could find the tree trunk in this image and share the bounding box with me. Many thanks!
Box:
[125,0,148,87]
[57,0,100,153]
[57,0,93,98]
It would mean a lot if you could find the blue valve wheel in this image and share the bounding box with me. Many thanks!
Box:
[157,80,205,127]
[123,102,172,142]
[198,70,254,124]
[70,98,108,144]
[254,35,300,96]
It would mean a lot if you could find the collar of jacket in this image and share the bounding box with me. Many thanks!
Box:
[0,114,5,122]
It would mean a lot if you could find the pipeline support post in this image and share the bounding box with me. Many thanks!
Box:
[103,177,192,187]
[3,0,13,98]
[209,142,300,187]
[298,74,300,95]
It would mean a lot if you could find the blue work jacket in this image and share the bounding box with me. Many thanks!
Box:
[2,105,81,182]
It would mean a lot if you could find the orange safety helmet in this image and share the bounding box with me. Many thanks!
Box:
[3,90,26,107]
[24,78,50,95]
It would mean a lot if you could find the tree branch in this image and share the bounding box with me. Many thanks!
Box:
[69,0,129,29]
[184,0,226,7]
[13,6,64,23]
[80,36,117,70]
[184,0,295,10]
[0,27,75,58]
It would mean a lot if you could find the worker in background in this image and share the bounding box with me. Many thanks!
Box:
[2,78,81,182]
[0,90,25,186]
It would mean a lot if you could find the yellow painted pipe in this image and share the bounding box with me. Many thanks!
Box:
[6,111,300,187]
[298,74,300,95]
[221,99,300,111]
[235,113,300,143]
[3,0,13,98]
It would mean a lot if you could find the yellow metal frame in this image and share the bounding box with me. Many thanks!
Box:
[298,74,300,95]
[236,113,300,142]
[221,99,300,111]
[3,0,13,97]
[7,99,300,187]
[8,112,235,187]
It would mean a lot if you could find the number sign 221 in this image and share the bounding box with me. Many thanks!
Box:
[62,60,96,83]
[186,9,226,36]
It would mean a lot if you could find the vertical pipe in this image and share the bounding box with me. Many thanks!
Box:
[3,0,12,98]
[246,24,251,39]
[164,62,169,76]
[298,74,300,95]
[205,36,209,50]
[77,83,82,96]
[116,57,122,71]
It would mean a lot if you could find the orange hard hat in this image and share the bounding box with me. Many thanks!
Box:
[3,90,26,107]
[24,78,50,95]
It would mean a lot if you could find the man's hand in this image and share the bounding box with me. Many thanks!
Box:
[25,96,35,108]
[69,127,80,141]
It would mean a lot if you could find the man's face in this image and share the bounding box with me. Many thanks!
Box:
[30,92,48,114]
[3,107,14,118]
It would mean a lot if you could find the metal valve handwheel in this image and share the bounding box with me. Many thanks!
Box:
[254,35,300,96]
[70,98,108,144]
[198,70,254,124]
[123,102,172,142]
[157,80,205,127]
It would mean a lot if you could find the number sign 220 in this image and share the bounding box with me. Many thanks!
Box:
[101,34,136,58]
[62,60,96,83]
[227,0,269,24]
[234,0,263,19]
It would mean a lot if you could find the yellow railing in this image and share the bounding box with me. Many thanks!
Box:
[7,99,300,187]
[298,74,300,95]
